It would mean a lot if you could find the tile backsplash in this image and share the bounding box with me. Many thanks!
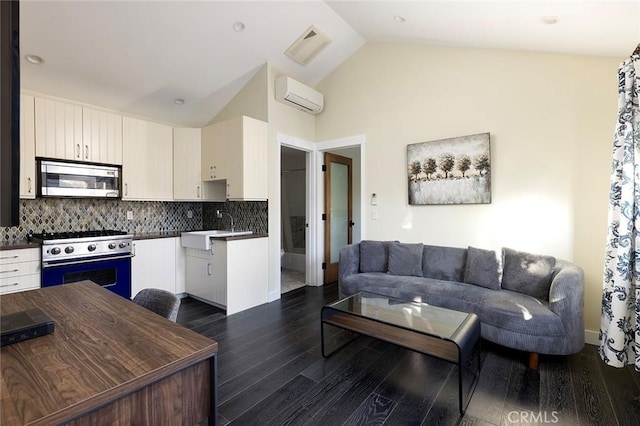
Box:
[203,201,268,234]
[0,198,269,242]
[0,199,203,241]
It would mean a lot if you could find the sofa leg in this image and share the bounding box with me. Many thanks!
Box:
[528,352,539,370]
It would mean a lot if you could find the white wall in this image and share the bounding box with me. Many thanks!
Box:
[316,43,622,334]
[267,65,316,298]
[209,65,268,124]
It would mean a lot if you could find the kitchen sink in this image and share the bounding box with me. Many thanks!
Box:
[181,230,253,250]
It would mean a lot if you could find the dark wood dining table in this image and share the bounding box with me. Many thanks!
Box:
[0,280,218,425]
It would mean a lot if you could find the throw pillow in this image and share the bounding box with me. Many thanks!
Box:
[464,246,502,290]
[359,240,391,273]
[501,247,556,300]
[422,245,468,282]
[387,242,424,277]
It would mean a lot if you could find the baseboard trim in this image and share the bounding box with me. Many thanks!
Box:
[585,329,599,346]
[268,290,280,303]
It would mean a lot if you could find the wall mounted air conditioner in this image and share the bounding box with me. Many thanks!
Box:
[275,75,324,114]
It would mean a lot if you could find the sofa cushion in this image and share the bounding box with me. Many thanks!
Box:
[359,240,391,273]
[388,242,424,277]
[501,248,556,301]
[464,246,502,290]
[422,245,467,282]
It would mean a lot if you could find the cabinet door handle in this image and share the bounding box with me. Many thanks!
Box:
[0,269,19,274]
[27,177,32,193]
[197,185,201,198]
[207,263,212,275]
[0,255,19,260]
[76,144,81,158]
[85,145,89,159]
[0,282,19,288]
[125,183,128,196]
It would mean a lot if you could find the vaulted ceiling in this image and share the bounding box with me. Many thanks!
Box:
[20,1,639,127]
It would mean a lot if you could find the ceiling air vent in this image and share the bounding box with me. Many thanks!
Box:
[284,25,331,66]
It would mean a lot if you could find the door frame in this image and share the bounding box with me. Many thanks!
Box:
[277,133,318,287]
[316,135,366,286]
[323,152,353,284]
[277,133,366,288]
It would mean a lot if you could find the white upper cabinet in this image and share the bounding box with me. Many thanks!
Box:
[201,116,268,200]
[35,97,83,161]
[201,119,226,181]
[173,127,203,201]
[34,97,123,165]
[122,116,173,201]
[82,108,123,165]
[20,94,36,199]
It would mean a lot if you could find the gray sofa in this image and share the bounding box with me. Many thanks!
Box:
[338,241,585,365]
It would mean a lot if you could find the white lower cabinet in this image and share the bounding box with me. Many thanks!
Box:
[185,237,268,315]
[0,248,41,295]
[131,238,179,297]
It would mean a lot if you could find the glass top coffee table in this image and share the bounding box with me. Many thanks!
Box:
[321,291,481,415]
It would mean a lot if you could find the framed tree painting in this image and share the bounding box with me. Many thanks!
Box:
[407,132,491,205]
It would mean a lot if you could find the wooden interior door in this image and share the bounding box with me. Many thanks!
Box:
[323,152,353,283]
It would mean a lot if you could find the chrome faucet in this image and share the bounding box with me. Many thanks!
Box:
[216,210,235,232]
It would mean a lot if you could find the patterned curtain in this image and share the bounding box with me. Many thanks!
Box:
[599,47,640,371]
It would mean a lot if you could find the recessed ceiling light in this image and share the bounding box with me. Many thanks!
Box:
[540,15,559,25]
[232,22,245,32]
[393,15,406,23]
[174,98,185,105]
[25,54,44,65]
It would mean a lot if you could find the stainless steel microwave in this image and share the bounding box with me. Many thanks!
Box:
[38,159,121,198]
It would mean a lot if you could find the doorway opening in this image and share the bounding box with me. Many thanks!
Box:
[281,146,307,293]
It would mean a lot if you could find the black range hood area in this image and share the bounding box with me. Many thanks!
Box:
[0,1,20,227]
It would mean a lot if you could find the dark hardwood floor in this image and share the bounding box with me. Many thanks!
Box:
[176,283,640,426]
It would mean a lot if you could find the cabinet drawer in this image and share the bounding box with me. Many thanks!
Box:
[0,261,41,278]
[0,249,40,265]
[0,274,40,295]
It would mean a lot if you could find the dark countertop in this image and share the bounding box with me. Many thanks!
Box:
[133,231,268,241]
[132,231,183,240]
[0,240,40,251]
[1,231,268,249]
[211,233,268,241]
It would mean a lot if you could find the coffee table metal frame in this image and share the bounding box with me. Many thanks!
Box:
[321,291,481,415]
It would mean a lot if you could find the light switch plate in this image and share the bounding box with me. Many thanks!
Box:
[126,211,133,220]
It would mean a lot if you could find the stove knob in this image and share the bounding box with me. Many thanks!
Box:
[65,246,74,254]
[118,241,128,249]
[50,247,61,255]
[108,242,117,250]
[88,244,97,252]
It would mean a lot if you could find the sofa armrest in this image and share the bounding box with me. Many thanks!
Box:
[338,244,360,289]
[548,260,585,353]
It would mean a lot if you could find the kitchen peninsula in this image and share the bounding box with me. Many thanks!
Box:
[0,281,218,425]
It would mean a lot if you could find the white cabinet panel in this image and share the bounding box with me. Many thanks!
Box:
[131,238,177,297]
[35,97,83,161]
[173,127,202,200]
[175,238,186,295]
[184,237,268,314]
[20,94,36,199]
[82,108,123,165]
[0,248,41,295]
[122,117,173,200]
[201,116,267,200]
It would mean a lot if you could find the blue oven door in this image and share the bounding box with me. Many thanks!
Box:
[41,255,132,299]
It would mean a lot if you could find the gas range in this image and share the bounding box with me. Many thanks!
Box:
[30,230,133,263]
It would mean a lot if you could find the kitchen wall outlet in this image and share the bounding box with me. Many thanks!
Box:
[126,211,133,220]
[187,210,193,219]
[371,210,378,220]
